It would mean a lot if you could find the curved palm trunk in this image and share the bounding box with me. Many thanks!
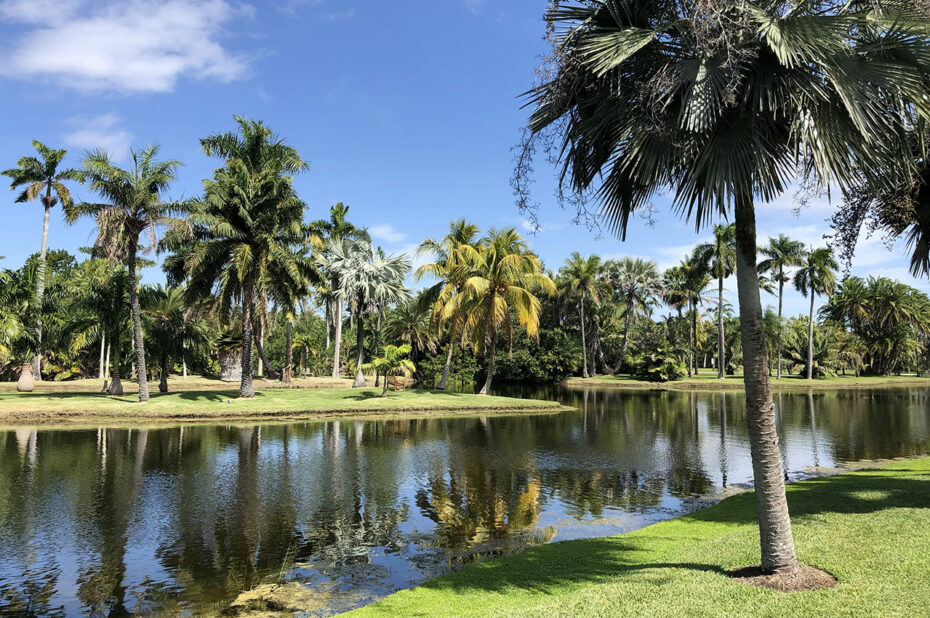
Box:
[593,313,611,375]
[478,320,497,395]
[239,279,255,398]
[807,288,816,380]
[253,329,279,380]
[734,194,797,574]
[776,270,785,379]
[614,300,633,373]
[437,338,455,391]
[717,274,725,379]
[283,320,293,385]
[331,301,343,379]
[579,294,589,378]
[33,197,52,380]
[127,249,149,402]
[352,312,367,388]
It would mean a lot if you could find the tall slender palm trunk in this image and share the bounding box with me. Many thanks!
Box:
[691,301,698,377]
[331,301,343,378]
[127,249,149,402]
[807,288,816,380]
[776,270,785,379]
[107,332,122,396]
[478,320,497,395]
[283,320,293,385]
[437,333,456,391]
[717,275,725,379]
[614,301,633,373]
[98,333,106,379]
[239,279,255,398]
[579,294,589,378]
[352,312,367,387]
[33,196,52,380]
[159,354,169,393]
[734,194,797,574]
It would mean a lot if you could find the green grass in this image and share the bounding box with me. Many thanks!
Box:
[0,387,563,426]
[350,457,930,617]
[565,370,930,391]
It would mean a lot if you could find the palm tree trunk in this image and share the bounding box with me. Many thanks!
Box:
[257,321,264,377]
[579,294,589,378]
[614,301,633,373]
[283,320,293,385]
[690,301,697,377]
[104,341,111,381]
[127,248,149,402]
[776,270,784,379]
[33,197,53,380]
[807,288,815,380]
[253,328,279,380]
[107,331,122,396]
[593,314,611,375]
[717,274,725,379]
[98,332,106,380]
[352,311,367,388]
[734,193,797,574]
[159,353,169,393]
[331,301,343,379]
[437,339,455,390]
[325,300,332,350]
[478,321,497,395]
[239,278,255,398]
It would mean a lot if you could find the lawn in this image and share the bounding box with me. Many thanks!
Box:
[350,457,930,617]
[0,385,564,426]
[565,369,930,391]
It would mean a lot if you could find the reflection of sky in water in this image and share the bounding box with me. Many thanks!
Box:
[1,387,928,616]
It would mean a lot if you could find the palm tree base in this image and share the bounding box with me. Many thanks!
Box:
[352,371,367,388]
[107,377,123,396]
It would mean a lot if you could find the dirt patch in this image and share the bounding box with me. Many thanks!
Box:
[729,563,837,591]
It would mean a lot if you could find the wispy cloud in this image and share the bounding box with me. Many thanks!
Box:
[463,0,487,15]
[0,0,251,94]
[63,114,133,161]
[369,224,407,245]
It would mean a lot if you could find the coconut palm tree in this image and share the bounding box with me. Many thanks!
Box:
[793,248,838,380]
[415,219,482,389]
[450,228,555,395]
[361,344,416,397]
[2,141,81,378]
[561,252,602,378]
[519,0,930,574]
[694,224,737,379]
[67,146,181,402]
[759,235,807,379]
[605,257,662,373]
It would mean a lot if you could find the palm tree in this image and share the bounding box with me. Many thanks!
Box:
[2,141,81,378]
[694,224,736,379]
[383,295,438,365]
[605,257,662,373]
[415,219,481,389]
[321,238,410,387]
[361,344,416,397]
[450,228,555,395]
[759,235,807,379]
[519,0,930,574]
[793,248,838,380]
[560,253,601,378]
[67,146,181,402]
[169,117,308,398]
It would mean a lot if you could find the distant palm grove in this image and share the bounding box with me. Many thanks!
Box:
[1,118,929,398]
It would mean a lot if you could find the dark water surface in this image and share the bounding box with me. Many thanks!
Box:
[1,386,928,616]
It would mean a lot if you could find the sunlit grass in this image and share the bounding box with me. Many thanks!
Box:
[566,369,930,390]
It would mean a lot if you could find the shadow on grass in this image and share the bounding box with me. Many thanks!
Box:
[175,390,244,402]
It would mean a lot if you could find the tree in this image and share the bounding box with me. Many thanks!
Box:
[142,285,209,392]
[518,0,930,574]
[2,141,81,378]
[759,235,807,379]
[605,257,662,373]
[560,252,602,378]
[694,224,736,379]
[793,248,838,380]
[451,228,555,395]
[170,116,308,398]
[361,344,416,397]
[416,219,482,389]
[383,295,438,366]
[67,146,181,402]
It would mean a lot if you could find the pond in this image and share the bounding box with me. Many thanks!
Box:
[1,386,928,616]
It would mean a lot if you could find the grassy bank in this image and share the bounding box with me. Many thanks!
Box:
[564,370,930,391]
[351,457,930,617]
[0,386,564,426]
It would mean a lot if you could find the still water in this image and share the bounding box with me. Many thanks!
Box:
[1,387,928,616]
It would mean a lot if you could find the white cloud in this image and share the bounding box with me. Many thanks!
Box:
[63,114,133,161]
[520,218,564,234]
[463,0,486,15]
[0,0,251,93]
[369,224,407,245]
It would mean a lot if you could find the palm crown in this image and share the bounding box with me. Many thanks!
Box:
[2,141,80,209]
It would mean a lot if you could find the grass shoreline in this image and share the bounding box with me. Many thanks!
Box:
[0,385,567,427]
[563,372,930,392]
[349,456,930,617]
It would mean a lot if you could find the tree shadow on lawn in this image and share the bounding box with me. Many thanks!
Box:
[342,389,471,402]
[418,469,930,596]
[176,390,249,402]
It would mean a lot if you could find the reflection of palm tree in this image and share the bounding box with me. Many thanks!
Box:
[809,393,820,468]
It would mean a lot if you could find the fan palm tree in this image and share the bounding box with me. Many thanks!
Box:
[362,344,417,397]
[794,248,838,380]
[561,252,602,378]
[759,235,807,379]
[415,219,482,389]
[519,0,930,574]
[694,224,736,379]
[449,228,555,395]
[67,146,181,402]
[605,257,662,373]
[2,141,81,378]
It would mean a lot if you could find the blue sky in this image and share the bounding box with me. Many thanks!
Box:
[0,0,922,318]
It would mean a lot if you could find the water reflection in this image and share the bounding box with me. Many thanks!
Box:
[1,387,928,615]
